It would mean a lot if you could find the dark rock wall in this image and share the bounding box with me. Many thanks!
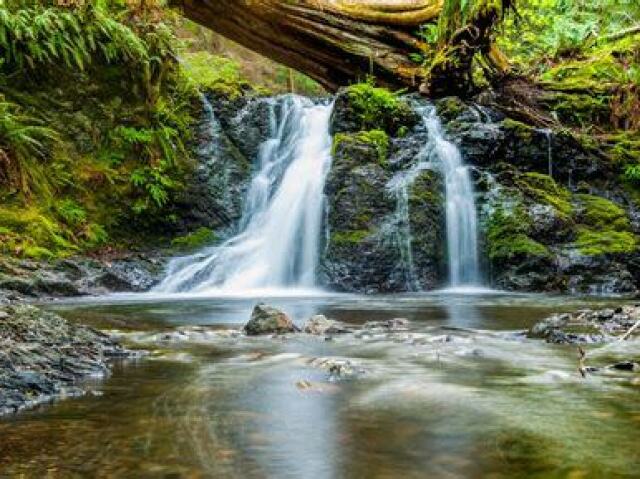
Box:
[321,90,446,293]
[174,92,273,235]
[436,97,640,294]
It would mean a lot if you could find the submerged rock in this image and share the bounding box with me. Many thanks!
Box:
[363,318,411,331]
[244,304,298,336]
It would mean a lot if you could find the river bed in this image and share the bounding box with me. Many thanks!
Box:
[1,292,639,478]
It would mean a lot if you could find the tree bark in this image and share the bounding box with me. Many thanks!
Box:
[171,0,511,95]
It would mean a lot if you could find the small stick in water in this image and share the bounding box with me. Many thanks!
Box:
[619,319,640,342]
[578,346,587,378]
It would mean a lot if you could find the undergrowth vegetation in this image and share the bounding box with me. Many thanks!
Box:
[0,1,213,259]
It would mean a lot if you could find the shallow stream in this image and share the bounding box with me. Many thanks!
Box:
[1,292,639,478]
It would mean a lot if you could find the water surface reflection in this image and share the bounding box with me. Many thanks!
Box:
[1,292,638,478]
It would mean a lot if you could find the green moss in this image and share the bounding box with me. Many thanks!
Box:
[435,96,468,122]
[0,205,78,258]
[345,80,413,134]
[22,246,55,260]
[501,119,535,141]
[171,227,217,252]
[333,129,390,167]
[181,52,254,99]
[574,194,630,230]
[574,229,637,256]
[331,229,372,246]
[486,204,551,260]
[517,172,573,218]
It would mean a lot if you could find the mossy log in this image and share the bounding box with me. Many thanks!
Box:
[171,0,511,96]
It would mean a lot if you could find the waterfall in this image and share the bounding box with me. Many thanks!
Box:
[387,158,432,291]
[420,106,481,287]
[542,128,553,178]
[155,95,334,294]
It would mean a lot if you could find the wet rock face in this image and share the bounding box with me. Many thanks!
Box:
[175,93,271,233]
[0,305,135,415]
[431,96,640,294]
[244,304,298,335]
[321,91,445,293]
[0,255,165,300]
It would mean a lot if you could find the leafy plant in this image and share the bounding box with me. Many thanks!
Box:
[56,199,87,227]
[0,98,58,197]
[130,163,176,213]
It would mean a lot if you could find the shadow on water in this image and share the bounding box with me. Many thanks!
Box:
[2,292,639,477]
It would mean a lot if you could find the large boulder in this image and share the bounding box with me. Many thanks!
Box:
[244,304,297,335]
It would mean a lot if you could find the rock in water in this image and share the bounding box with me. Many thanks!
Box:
[0,305,137,416]
[244,304,297,335]
[303,315,350,335]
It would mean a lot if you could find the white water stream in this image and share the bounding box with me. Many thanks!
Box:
[421,106,481,286]
[155,95,334,294]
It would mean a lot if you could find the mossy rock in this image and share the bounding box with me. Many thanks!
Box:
[573,229,637,256]
[333,129,389,167]
[485,204,552,261]
[170,227,217,252]
[331,82,419,136]
[435,96,469,123]
[574,194,630,230]
[516,172,573,218]
[501,118,536,142]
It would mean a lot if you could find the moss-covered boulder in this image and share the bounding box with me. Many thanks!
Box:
[322,131,396,292]
[322,103,446,292]
[479,164,640,293]
[330,83,420,136]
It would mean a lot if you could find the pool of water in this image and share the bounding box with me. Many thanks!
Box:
[1,292,639,478]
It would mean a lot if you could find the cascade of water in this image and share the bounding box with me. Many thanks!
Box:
[387,158,432,291]
[542,128,553,178]
[420,106,481,286]
[155,95,334,294]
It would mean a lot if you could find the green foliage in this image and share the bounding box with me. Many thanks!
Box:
[82,223,109,248]
[56,199,87,228]
[0,1,201,258]
[624,164,640,183]
[181,52,250,98]
[0,204,76,258]
[0,97,58,196]
[0,5,149,73]
[417,24,440,46]
[130,163,177,213]
[499,0,640,72]
[171,227,216,252]
[345,79,412,134]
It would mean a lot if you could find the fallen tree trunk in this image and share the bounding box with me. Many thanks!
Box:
[171,0,513,96]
